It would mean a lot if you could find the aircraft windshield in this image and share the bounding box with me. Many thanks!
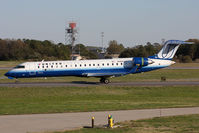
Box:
[14,65,25,69]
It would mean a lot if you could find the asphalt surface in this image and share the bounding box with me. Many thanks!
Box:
[1,81,199,87]
[0,67,11,70]
[0,107,199,133]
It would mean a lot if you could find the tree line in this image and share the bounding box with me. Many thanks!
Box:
[111,39,199,63]
[0,39,97,61]
[0,38,199,62]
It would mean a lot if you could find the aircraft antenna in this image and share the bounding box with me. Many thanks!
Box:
[101,32,105,53]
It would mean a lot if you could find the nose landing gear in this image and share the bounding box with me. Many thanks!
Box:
[15,78,19,83]
[100,77,110,84]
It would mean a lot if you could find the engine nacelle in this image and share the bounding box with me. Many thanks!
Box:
[133,57,153,66]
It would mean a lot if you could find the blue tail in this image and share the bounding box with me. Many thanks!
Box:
[149,40,193,60]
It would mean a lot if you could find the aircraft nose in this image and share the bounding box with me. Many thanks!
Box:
[4,72,10,77]
[4,71,15,79]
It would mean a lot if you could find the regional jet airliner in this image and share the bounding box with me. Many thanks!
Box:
[5,40,193,83]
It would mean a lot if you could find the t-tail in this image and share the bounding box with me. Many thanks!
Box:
[149,40,193,60]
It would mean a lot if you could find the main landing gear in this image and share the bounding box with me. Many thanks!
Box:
[100,77,110,84]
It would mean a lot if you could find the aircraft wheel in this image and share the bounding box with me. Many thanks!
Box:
[100,78,110,84]
[103,79,110,84]
[15,78,19,83]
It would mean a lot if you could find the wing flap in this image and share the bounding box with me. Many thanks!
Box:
[82,72,126,77]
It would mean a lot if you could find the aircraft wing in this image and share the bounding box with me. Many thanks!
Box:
[82,66,139,77]
[82,72,126,77]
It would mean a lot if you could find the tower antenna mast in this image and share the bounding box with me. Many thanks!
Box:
[65,21,78,60]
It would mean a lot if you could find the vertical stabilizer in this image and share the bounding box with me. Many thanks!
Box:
[149,40,193,60]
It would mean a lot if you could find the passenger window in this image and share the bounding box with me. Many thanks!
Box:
[107,63,109,66]
[66,65,67,67]
[84,64,86,67]
[102,63,104,66]
[89,64,91,66]
[112,63,114,66]
[116,63,118,65]
[38,66,40,68]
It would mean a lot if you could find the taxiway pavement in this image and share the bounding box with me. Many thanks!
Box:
[0,107,199,133]
[0,81,199,87]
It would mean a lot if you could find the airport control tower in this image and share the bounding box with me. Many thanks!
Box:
[65,22,79,60]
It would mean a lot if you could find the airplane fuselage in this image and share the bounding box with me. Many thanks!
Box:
[5,57,174,79]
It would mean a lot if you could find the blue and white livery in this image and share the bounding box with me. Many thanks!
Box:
[5,40,193,83]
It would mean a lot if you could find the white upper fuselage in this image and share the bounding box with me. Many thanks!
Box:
[23,58,132,71]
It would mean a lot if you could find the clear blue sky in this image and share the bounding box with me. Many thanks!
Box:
[0,0,199,47]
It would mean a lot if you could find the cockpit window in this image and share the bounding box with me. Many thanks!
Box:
[14,65,25,69]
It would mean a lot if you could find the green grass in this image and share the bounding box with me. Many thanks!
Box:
[0,61,23,67]
[56,114,199,133]
[1,86,199,115]
[172,62,199,67]
[1,69,199,83]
